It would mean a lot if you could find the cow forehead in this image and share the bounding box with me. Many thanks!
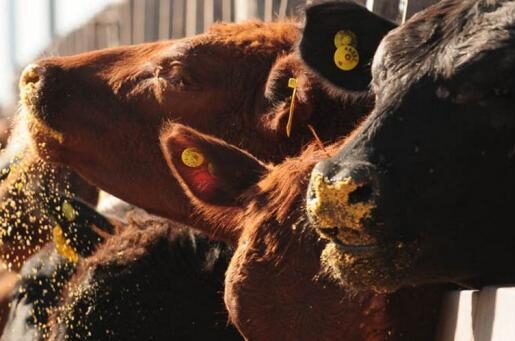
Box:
[373,0,515,97]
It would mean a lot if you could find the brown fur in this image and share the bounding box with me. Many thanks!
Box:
[161,124,447,340]
[22,20,371,230]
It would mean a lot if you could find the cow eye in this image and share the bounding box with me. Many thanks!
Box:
[165,61,194,90]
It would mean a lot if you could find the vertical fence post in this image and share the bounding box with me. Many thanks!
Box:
[221,0,231,21]
[171,0,185,38]
[119,0,133,44]
[49,0,57,39]
[204,0,215,31]
[159,0,172,40]
[264,0,273,22]
[185,0,197,36]
[144,0,159,41]
[278,0,288,19]
[132,0,146,43]
[234,0,258,21]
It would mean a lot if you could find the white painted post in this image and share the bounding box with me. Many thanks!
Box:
[234,0,258,22]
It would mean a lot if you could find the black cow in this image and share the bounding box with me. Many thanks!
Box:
[1,197,114,340]
[48,214,241,341]
[305,0,515,292]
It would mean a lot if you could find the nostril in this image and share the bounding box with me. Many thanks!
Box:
[348,184,373,204]
[20,64,42,88]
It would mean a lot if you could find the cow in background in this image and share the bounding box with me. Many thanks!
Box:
[47,213,241,341]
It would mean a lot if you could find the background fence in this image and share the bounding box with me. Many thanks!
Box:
[43,0,437,57]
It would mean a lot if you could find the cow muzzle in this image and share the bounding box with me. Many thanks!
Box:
[306,160,378,245]
[19,64,44,112]
[20,62,70,121]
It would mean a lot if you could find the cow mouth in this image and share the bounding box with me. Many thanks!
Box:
[331,238,380,255]
[316,224,382,255]
[321,238,420,292]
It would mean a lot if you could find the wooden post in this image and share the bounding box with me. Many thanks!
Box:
[49,0,57,39]
[185,0,197,36]
[221,0,231,21]
[159,0,172,40]
[213,0,223,21]
[132,0,146,43]
[264,0,273,22]
[171,0,185,38]
[204,0,214,30]
[278,0,287,19]
[119,0,133,44]
[234,0,258,22]
[84,21,96,51]
[144,0,159,42]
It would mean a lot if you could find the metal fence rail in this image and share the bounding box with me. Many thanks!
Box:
[44,0,437,57]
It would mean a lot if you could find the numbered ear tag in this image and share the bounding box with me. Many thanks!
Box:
[334,30,357,48]
[334,45,359,71]
[181,147,205,168]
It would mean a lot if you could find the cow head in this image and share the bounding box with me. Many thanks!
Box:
[19,18,377,225]
[306,0,515,292]
[159,123,447,340]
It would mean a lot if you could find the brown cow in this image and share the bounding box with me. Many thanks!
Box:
[20,3,394,234]
[159,123,448,341]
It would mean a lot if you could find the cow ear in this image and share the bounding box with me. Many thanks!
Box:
[263,54,314,136]
[299,1,396,91]
[160,123,268,207]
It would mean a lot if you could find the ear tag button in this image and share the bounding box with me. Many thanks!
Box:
[334,45,359,71]
[334,30,357,48]
[181,147,205,168]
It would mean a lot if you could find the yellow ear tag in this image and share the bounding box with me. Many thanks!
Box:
[334,30,358,48]
[286,77,297,138]
[181,147,205,168]
[334,45,359,71]
[53,225,79,263]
